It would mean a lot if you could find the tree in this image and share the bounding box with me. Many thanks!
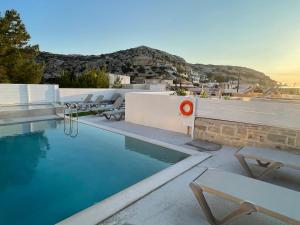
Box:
[58,68,109,88]
[176,65,185,75]
[0,9,43,83]
[137,66,145,74]
[112,76,123,88]
[58,70,76,88]
[94,68,109,88]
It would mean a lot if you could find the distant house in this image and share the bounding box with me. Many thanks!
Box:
[190,69,208,84]
[145,79,173,85]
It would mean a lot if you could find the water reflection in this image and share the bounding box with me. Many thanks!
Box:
[0,120,57,138]
[125,136,188,164]
[0,121,53,191]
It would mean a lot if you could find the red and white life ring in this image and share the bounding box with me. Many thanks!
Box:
[180,100,194,116]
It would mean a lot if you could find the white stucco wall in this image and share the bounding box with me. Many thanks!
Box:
[125,93,300,134]
[0,84,59,105]
[125,92,195,134]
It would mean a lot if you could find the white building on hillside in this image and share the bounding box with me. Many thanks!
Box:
[190,69,208,84]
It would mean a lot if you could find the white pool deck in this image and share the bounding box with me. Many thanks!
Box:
[78,116,300,225]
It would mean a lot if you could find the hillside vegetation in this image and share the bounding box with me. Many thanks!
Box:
[38,46,275,87]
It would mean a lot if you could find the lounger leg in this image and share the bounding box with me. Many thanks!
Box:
[218,202,257,225]
[235,154,255,178]
[236,153,283,179]
[104,114,111,120]
[190,182,257,225]
[190,182,218,225]
[257,162,283,179]
[112,113,121,121]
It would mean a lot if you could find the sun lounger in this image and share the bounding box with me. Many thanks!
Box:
[100,108,125,121]
[101,93,122,104]
[91,96,124,114]
[82,95,104,110]
[92,95,104,106]
[235,146,300,179]
[190,169,300,225]
[74,94,93,104]
[65,94,93,108]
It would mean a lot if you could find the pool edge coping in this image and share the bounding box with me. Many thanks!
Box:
[56,118,211,225]
[76,118,204,156]
[56,154,210,225]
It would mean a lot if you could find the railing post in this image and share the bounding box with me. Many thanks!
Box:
[26,84,31,104]
[191,96,198,139]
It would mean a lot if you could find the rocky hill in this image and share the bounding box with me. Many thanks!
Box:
[37,46,275,86]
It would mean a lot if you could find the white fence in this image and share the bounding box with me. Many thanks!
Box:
[0,84,59,105]
[0,84,148,105]
[125,92,195,134]
[59,88,145,103]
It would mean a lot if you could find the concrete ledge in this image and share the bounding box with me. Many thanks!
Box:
[0,115,61,126]
[77,118,202,156]
[0,105,63,120]
[56,155,209,225]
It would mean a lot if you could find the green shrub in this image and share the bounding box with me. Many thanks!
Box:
[112,76,123,88]
[58,68,109,88]
[199,90,207,98]
[172,88,187,96]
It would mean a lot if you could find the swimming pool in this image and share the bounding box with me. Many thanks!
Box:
[0,119,188,225]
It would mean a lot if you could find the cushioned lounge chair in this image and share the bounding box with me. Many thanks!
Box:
[190,169,300,225]
[235,146,300,179]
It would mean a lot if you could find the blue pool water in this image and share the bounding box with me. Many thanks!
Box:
[0,119,188,225]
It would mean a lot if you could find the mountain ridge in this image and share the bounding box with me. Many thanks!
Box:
[37,46,275,86]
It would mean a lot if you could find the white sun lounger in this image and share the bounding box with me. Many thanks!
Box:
[235,146,300,179]
[190,169,300,225]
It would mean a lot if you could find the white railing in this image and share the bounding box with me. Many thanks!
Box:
[0,84,147,105]
[0,84,59,105]
[59,88,147,103]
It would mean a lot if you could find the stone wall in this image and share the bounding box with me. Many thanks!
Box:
[194,117,300,152]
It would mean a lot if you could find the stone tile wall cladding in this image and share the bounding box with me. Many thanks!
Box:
[194,117,300,153]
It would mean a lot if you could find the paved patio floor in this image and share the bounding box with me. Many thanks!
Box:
[80,116,300,225]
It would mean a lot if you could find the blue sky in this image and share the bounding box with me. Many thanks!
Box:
[1,0,300,84]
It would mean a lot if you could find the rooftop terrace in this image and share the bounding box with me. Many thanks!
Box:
[0,84,300,225]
